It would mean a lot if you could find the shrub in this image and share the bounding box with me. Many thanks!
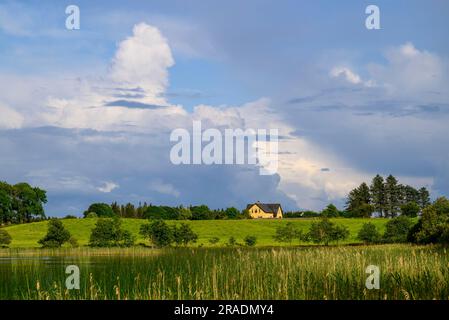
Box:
[140,219,173,247]
[0,229,12,247]
[307,218,349,245]
[89,218,134,247]
[38,219,71,248]
[227,236,237,246]
[383,216,414,243]
[400,202,420,218]
[85,212,98,219]
[244,235,257,247]
[172,223,198,246]
[68,236,79,248]
[357,222,381,244]
[273,222,299,244]
[208,237,220,245]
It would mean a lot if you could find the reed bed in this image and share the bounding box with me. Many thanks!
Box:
[0,245,448,300]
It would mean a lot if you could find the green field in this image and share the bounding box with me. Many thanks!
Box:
[3,218,391,248]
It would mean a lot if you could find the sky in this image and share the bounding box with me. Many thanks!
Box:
[0,0,448,216]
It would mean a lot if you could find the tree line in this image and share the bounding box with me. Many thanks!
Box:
[346,174,430,218]
[84,202,249,220]
[0,181,47,225]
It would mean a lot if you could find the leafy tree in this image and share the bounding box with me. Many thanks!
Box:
[370,175,386,217]
[85,212,98,219]
[307,218,349,245]
[38,219,71,248]
[190,205,212,220]
[83,203,115,218]
[357,223,380,244]
[273,222,300,244]
[89,218,134,247]
[178,207,192,220]
[172,223,198,246]
[0,182,13,225]
[0,229,12,247]
[225,207,240,219]
[400,202,420,218]
[321,204,340,217]
[351,203,375,218]
[12,183,47,223]
[140,219,173,247]
[383,216,413,243]
[244,235,257,247]
[410,197,449,244]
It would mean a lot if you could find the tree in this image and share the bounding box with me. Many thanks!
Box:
[400,202,420,218]
[321,204,340,217]
[83,203,115,218]
[12,183,47,223]
[370,175,386,217]
[382,216,413,243]
[357,223,380,244]
[190,205,212,220]
[172,223,198,246]
[38,219,71,248]
[384,175,401,217]
[244,235,257,247]
[140,219,173,247]
[346,183,371,216]
[410,197,449,244]
[89,218,134,247]
[225,207,240,219]
[0,182,13,225]
[273,222,299,244]
[0,229,12,247]
[418,187,431,210]
[351,203,375,218]
[307,218,349,245]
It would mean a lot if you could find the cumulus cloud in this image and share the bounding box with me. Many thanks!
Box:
[110,23,175,103]
[330,67,362,85]
[98,181,119,193]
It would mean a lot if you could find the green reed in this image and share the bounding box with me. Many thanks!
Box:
[0,245,448,300]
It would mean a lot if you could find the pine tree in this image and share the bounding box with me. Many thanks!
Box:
[370,175,386,217]
[418,187,431,209]
[385,175,401,217]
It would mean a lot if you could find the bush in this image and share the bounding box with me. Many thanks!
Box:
[140,219,173,247]
[172,223,198,246]
[62,215,78,219]
[68,236,79,248]
[227,236,237,246]
[401,202,420,218]
[0,229,12,247]
[208,237,220,245]
[383,216,414,243]
[307,218,349,245]
[83,203,115,218]
[38,219,71,248]
[273,222,300,244]
[357,222,380,244]
[89,218,134,247]
[85,212,98,219]
[244,235,257,247]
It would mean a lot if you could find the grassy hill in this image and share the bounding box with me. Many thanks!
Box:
[2,218,391,248]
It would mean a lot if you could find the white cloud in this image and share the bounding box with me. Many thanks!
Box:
[98,181,119,193]
[0,103,24,129]
[330,67,362,84]
[110,23,175,102]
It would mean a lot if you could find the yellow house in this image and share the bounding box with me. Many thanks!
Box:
[246,202,283,219]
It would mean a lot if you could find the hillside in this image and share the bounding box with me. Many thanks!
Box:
[2,218,391,248]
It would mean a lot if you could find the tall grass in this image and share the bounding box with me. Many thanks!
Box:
[0,245,448,300]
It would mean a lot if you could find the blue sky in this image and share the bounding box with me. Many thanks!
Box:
[0,0,448,216]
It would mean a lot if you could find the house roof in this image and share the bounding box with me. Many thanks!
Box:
[246,202,282,214]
